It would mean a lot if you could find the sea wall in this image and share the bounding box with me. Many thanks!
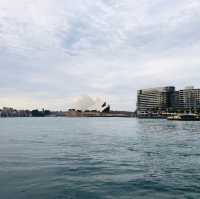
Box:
[64,111,135,118]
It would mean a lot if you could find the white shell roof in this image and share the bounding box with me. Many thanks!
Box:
[71,96,109,112]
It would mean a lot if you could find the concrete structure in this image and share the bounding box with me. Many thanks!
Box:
[173,87,200,112]
[137,86,200,114]
[70,96,110,112]
[137,87,175,113]
[64,111,134,118]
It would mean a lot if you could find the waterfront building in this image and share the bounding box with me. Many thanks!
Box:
[0,107,32,117]
[137,86,200,114]
[175,87,200,112]
[70,96,110,112]
[137,86,175,113]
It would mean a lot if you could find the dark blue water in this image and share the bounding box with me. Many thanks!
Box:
[0,118,200,199]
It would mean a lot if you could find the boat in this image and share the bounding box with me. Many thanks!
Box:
[167,113,200,121]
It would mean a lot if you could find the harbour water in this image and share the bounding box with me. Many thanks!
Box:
[0,118,200,199]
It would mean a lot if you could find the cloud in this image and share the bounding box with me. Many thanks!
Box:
[0,0,200,110]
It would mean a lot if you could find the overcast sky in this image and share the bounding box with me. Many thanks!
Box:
[0,0,200,111]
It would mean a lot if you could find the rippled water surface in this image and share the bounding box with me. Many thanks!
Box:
[0,117,200,199]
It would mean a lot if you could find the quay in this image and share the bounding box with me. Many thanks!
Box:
[64,111,135,118]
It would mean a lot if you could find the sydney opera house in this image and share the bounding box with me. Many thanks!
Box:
[69,96,110,113]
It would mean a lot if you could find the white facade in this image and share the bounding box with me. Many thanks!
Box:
[70,96,110,112]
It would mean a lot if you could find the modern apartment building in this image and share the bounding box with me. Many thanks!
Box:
[137,86,200,113]
[137,86,175,113]
[174,87,200,112]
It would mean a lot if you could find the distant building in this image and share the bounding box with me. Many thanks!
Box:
[137,86,200,114]
[137,86,175,113]
[174,87,200,112]
[0,107,32,117]
[69,96,110,112]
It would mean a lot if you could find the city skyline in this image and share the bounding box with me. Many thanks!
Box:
[1,0,200,111]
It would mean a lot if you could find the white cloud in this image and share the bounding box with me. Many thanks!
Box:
[0,0,200,110]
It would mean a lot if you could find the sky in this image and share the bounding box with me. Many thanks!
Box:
[0,0,200,111]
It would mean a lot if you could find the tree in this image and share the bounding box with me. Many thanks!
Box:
[31,110,44,117]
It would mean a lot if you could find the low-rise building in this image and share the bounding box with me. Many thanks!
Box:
[0,107,32,117]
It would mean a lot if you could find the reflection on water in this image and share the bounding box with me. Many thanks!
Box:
[0,118,200,199]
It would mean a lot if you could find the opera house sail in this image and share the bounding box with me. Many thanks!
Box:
[69,96,110,113]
